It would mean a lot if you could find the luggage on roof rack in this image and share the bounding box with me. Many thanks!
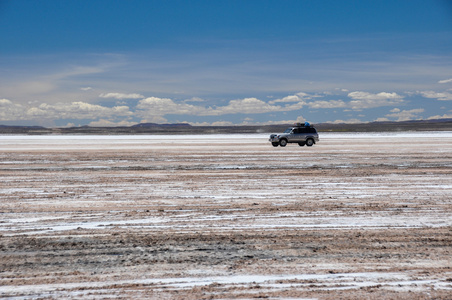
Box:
[294,122,312,127]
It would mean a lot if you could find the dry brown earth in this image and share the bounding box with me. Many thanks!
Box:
[1,133,451,299]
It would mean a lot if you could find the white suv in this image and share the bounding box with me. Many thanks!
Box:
[269,123,319,147]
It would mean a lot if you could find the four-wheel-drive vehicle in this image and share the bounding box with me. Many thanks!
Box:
[269,123,319,147]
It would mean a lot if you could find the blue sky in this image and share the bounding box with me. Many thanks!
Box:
[1,0,452,127]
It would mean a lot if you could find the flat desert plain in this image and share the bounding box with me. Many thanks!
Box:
[1,132,451,299]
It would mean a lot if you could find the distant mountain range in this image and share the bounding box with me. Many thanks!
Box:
[0,125,46,129]
[315,118,452,132]
[131,123,192,128]
[1,119,452,135]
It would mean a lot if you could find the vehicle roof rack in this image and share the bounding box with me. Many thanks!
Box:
[294,122,313,127]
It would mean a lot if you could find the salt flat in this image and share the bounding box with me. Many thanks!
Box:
[1,132,451,299]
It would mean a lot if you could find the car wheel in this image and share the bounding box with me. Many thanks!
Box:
[279,139,287,147]
[272,142,279,147]
[306,138,314,147]
[298,142,305,147]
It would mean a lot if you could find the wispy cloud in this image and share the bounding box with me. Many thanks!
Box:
[418,90,452,101]
[386,108,424,121]
[307,100,347,109]
[1,99,133,123]
[427,113,452,120]
[438,78,452,84]
[348,91,405,110]
[26,102,133,120]
[136,97,210,117]
[136,96,304,118]
[99,92,144,100]
[211,98,290,115]
[0,99,26,121]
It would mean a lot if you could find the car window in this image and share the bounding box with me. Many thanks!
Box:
[284,126,317,134]
[293,127,317,133]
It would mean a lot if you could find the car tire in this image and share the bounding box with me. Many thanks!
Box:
[306,138,314,147]
[279,139,287,147]
[272,142,279,147]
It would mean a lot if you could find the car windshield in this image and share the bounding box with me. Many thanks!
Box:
[284,128,292,133]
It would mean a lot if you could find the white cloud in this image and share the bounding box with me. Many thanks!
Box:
[0,99,13,106]
[427,114,452,120]
[347,91,405,110]
[26,106,48,117]
[268,92,321,105]
[0,99,120,125]
[49,65,105,80]
[70,102,132,119]
[137,96,303,117]
[137,97,209,116]
[99,92,144,99]
[326,118,364,124]
[188,116,307,126]
[307,100,347,109]
[214,98,283,115]
[385,108,424,121]
[199,121,236,126]
[0,62,111,105]
[184,97,206,103]
[19,101,133,121]
[269,94,302,104]
[348,91,403,101]
[140,115,169,124]
[418,90,452,101]
[438,78,452,84]
[268,90,406,111]
[2,94,306,125]
[0,99,26,121]
[375,117,390,122]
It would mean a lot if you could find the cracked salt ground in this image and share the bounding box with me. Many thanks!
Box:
[1,132,452,299]
[2,272,450,296]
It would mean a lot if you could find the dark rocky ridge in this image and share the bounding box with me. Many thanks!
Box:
[1,119,452,135]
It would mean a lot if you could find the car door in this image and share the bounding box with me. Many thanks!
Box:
[291,128,303,142]
[298,127,309,141]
